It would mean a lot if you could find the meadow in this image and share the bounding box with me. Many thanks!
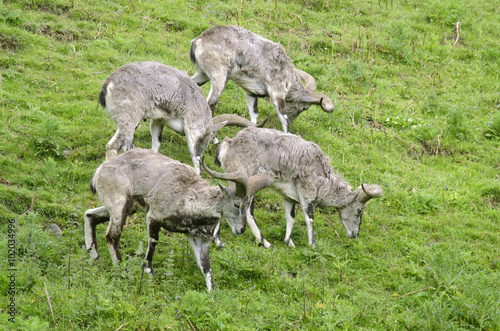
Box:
[0,0,499,329]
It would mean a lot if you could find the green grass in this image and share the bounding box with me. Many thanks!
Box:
[1,0,499,329]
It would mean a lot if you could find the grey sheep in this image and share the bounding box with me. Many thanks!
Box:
[190,25,334,133]
[214,127,383,248]
[84,148,271,291]
[99,61,262,174]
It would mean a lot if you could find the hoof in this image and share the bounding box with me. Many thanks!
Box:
[258,239,272,248]
[142,264,154,275]
[88,249,99,260]
[214,239,225,249]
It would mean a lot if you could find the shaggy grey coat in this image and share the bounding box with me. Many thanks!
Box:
[99,61,258,174]
[190,25,334,132]
[84,148,252,292]
[216,127,383,248]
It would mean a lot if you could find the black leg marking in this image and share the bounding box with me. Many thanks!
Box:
[277,97,286,115]
[144,220,162,272]
[250,198,255,217]
[306,203,314,220]
[253,97,259,115]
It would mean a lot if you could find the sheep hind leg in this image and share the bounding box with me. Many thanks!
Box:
[191,70,210,86]
[244,93,259,124]
[150,119,164,153]
[206,71,229,114]
[105,198,131,264]
[84,206,110,260]
[186,234,213,292]
[106,117,142,160]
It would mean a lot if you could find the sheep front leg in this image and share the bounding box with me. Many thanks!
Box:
[186,234,213,292]
[270,93,288,133]
[143,215,162,274]
[84,206,110,260]
[283,199,296,247]
[212,221,225,249]
[246,197,272,248]
[296,189,316,247]
[184,129,202,174]
[300,202,316,247]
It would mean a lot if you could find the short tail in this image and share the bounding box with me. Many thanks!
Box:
[189,39,197,65]
[214,144,222,167]
[90,181,96,194]
[98,83,108,108]
[89,164,103,195]
[90,176,97,194]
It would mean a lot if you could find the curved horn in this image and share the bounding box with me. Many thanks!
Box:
[212,114,252,127]
[212,114,270,128]
[356,184,383,203]
[248,174,275,196]
[202,157,249,197]
[301,92,335,113]
[256,115,271,128]
[294,68,317,92]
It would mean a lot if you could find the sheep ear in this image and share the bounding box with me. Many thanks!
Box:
[346,189,361,204]
[217,182,231,195]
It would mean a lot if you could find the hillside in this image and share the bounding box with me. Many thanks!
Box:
[0,0,499,329]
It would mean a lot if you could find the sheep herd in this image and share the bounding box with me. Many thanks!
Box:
[84,25,383,291]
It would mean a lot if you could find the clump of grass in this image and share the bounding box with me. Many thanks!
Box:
[483,112,500,140]
[339,59,370,93]
[424,0,467,28]
[447,107,471,141]
[422,93,441,114]
[30,115,68,158]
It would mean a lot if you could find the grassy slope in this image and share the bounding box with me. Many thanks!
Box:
[0,0,499,329]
